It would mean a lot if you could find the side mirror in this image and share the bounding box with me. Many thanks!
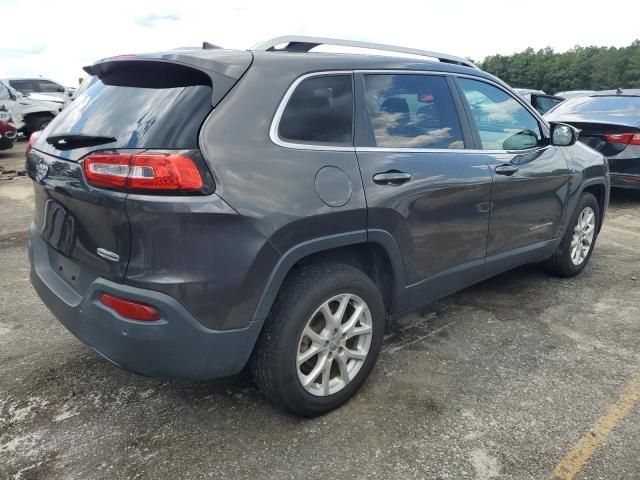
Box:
[551,123,578,146]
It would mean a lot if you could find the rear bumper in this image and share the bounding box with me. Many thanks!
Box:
[611,173,640,190]
[29,225,262,380]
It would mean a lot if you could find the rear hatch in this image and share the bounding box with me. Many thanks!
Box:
[27,50,252,283]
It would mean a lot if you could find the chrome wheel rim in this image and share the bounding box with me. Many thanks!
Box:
[570,206,596,266]
[296,293,373,397]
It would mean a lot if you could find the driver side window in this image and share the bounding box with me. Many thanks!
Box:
[459,78,542,151]
[0,85,10,100]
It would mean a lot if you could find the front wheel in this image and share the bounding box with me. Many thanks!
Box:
[251,263,385,417]
[23,115,53,137]
[544,192,600,277]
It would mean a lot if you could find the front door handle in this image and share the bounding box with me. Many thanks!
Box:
[372,171,413,185]
[495,164,519,176]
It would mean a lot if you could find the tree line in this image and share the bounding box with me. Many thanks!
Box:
[478,40,640,94]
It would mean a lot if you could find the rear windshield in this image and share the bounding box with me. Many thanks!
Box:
[551,95,640,114]
[47,67,213,151]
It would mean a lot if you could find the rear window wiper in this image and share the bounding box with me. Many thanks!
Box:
[46,134,117,150]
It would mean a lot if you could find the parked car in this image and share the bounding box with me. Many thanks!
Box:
[546,89,640,190]
[0,105,17,150]
[26,36,609,416]
[554,90,596,100]
[515,88,565,114]
[2,77,74,105]
[0,81,62,135]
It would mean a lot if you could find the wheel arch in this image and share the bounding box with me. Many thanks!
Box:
[21,111,56,133]
[581,181,608,232]
[559,177,608,240]
[22,110,56,122]
[250,230,407,326]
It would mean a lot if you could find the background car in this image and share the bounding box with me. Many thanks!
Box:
[546,89,640,189]
[554,90,596,99]
[0,81,62,135]
[2,77,74,106]
[0,105,17,150]
[515,88,565,114]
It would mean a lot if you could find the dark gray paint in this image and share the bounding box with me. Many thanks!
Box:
[28,47,610,379]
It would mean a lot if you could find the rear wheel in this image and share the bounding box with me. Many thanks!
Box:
[545,192,600,277]
[251,262,385,417]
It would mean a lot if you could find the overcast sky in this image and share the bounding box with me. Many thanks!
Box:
[2,0,639,86]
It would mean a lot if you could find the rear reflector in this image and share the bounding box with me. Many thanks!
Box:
[622,177,640,183]
[84,152,203,191]
[99,293,161,321]
[605,133,640,145]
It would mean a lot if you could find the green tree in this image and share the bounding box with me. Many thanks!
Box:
[480,41,640,93]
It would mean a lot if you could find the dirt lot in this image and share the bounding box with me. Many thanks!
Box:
[1,141,639,479]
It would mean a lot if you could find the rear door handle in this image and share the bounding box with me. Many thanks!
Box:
[495,164,519,176]
[372,171,413,185]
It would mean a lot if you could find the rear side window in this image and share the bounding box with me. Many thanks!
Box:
[363,74,464,149]
[47,63,213,151]
[535,95,563,114]
[37,80,63,93]
[278,75,353,146]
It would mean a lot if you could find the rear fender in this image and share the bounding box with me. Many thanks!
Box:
[250,230,408,324]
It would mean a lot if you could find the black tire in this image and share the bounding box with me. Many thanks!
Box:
[544,192,600,277]
[24,115,53,137]
[251,262,385,417]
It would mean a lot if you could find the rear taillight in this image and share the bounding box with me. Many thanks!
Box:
[25,131,42,157]
[604,133,640,145]
[99,293,160,321]
[84,152,204,192]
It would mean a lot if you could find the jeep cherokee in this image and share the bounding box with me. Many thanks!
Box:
[27,36,609,416]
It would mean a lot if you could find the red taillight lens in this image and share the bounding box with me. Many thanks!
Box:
[83,152,203,192]
[128,154,203,191]
[605,133,640,145]
[25,131,42,157]
[99,293,161,321]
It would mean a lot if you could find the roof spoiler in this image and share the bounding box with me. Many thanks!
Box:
[251,35,478,69]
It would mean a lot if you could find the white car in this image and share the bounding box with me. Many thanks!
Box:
[2,77,74,106]
[0,81,62,135]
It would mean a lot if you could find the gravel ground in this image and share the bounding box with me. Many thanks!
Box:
[1,141,639,479]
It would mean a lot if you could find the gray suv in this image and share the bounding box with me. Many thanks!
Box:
[27,36,609,416]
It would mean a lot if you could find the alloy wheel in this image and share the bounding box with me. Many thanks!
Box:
[296,293,373,397]
[570,206,596,266]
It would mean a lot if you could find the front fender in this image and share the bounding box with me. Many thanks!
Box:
[557,142,609,239]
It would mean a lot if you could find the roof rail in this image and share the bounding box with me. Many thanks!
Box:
[252,35,478,69]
